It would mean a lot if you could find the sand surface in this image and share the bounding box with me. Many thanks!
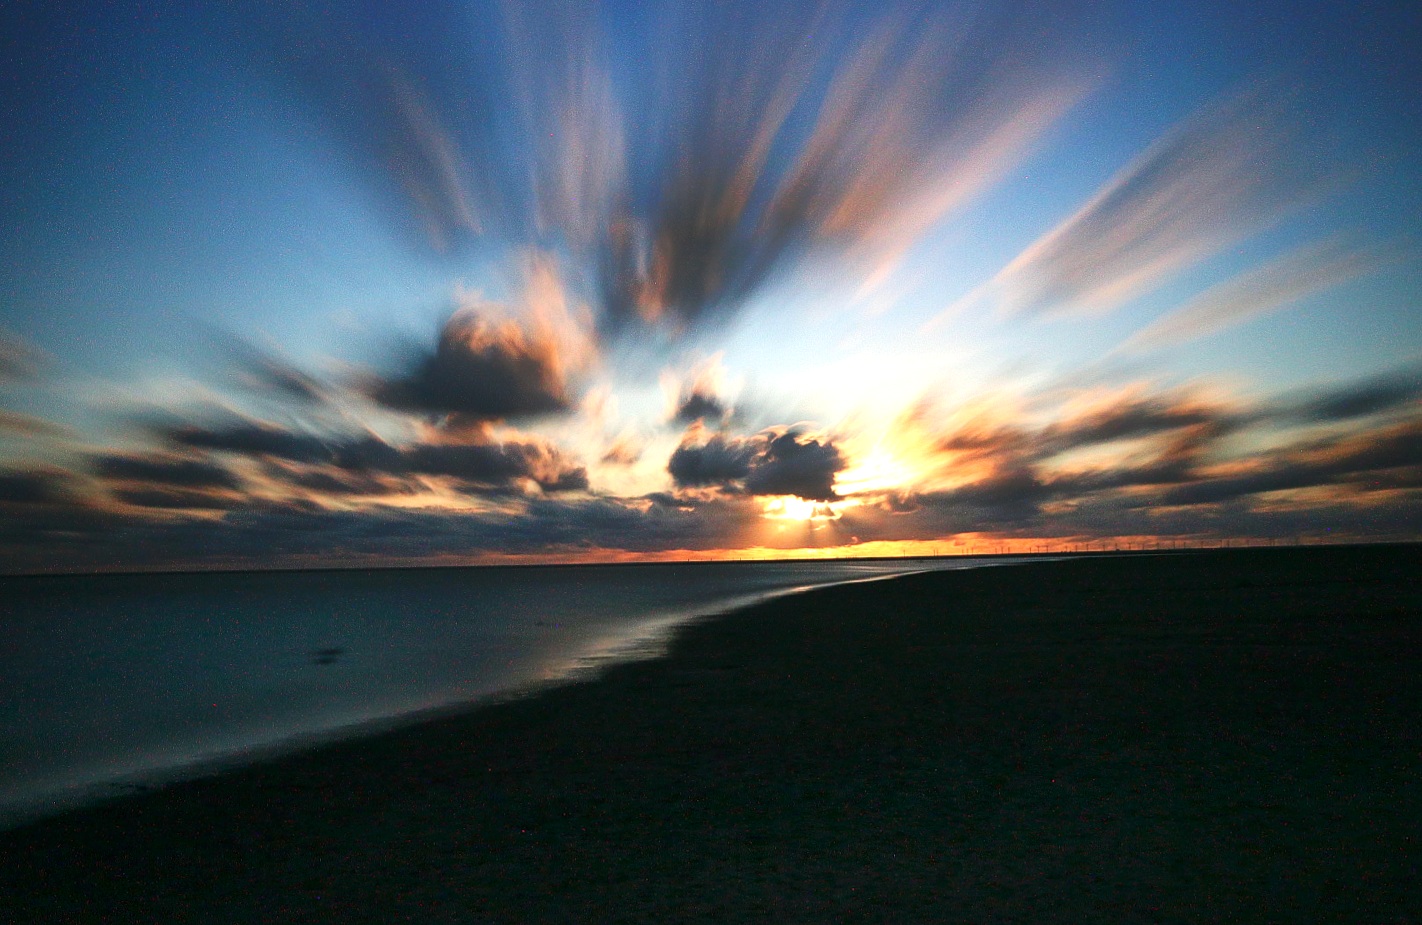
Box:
[2,546,1418,922]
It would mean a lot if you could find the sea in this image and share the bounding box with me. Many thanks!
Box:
[0,556,1030,828]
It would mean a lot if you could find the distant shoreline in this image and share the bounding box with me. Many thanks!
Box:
[2,538,1414,581]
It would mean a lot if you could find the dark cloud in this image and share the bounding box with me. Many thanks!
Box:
[1161,421,1422,506]
[0,470,71,505]
[93,454,242,490]
[369,309,574,420]
[1044,397,1222,451]
[941,466,1047,519]
[668,428,845,501]
[593,2,1088,333]
[1289,366,1422,423]
[668,434,756,488]
[893,382,1422,536]
[5,367,1420,573]
[111,487,244,510]
[159,415,587,495]
[243,0,1089,337]
[673,391,728,425]
[165,422,332,463]
[277,467,397,497]
[0,488,770,573]
[402,441,588,492]
[743,432,844,502]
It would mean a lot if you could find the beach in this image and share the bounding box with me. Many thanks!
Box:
[2,545,1418,922]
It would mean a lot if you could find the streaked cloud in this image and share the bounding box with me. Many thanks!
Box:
[93,454,243,490]
[0,410,68,438]
[248,0,1092,337]
[0,470,74,505]
[0,331,44,382]
[939,83,1328,323]
[1124,236,1403,351]
[153,415,589,499]
[1285,364,1422,423]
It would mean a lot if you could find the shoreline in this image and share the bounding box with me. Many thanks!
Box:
[0,557,975,832]
[0,540,1387,580]
[3,545,1418,921]
[0,551,1008,581]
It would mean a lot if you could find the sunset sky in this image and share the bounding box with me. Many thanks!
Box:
[1,0,1419,571]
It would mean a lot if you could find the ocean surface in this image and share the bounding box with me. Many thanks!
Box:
[0,556,1028,828]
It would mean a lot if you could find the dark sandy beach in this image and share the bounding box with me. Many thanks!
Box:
[2,545,1418,923]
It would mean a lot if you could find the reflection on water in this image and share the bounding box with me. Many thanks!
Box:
[0,557,1026,826]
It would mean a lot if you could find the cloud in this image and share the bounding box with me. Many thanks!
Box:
[668,433,757,488]
[164,421,333,463]
[665,354,735,425]
[370,310,573,419]
[1042,392,1229,452]
[668,426,845,501]
[0,487,771,573]
[0,470,72,505]
[0,409,68,437]
[225,338,329,403]
[400,440,589,492]
[673,392,728,425]
[594,2,1091,332]
[879,378,1422,542]
[743,431,844,501]
[246,1,1090,337]
[160,415,588,495]
[238,1,489,252]
[111,487,246,511]
[913,465,1049,524]
[370,259,594,421]
[1161,419,1422,506]
[6,367,1419,572]
[1285,364,1422,424]
[0,330,45,382]
[947,83,1326,321]
[1124,236,1402,351]
[93,454,243,490]
[600,437,642,466]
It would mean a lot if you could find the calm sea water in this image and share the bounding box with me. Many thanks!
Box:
[0,557,1027,827]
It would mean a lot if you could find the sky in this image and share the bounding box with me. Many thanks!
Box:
[1,0,1419,572]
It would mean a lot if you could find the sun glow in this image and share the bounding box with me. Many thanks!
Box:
[834,446,919,495]
[760,495,847,521]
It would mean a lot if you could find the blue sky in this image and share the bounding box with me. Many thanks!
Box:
[1,0,1419,571]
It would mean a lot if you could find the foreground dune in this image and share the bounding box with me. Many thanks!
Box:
[2,545,1418,922]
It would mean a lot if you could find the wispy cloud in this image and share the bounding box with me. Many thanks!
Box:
[1122,236,1403,351]
[934,83,1329,325]
[0,330,45,382]
[247,0,1093,338]
[0,410,67,438]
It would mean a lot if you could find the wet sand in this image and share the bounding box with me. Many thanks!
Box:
[2,545,1418,922]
